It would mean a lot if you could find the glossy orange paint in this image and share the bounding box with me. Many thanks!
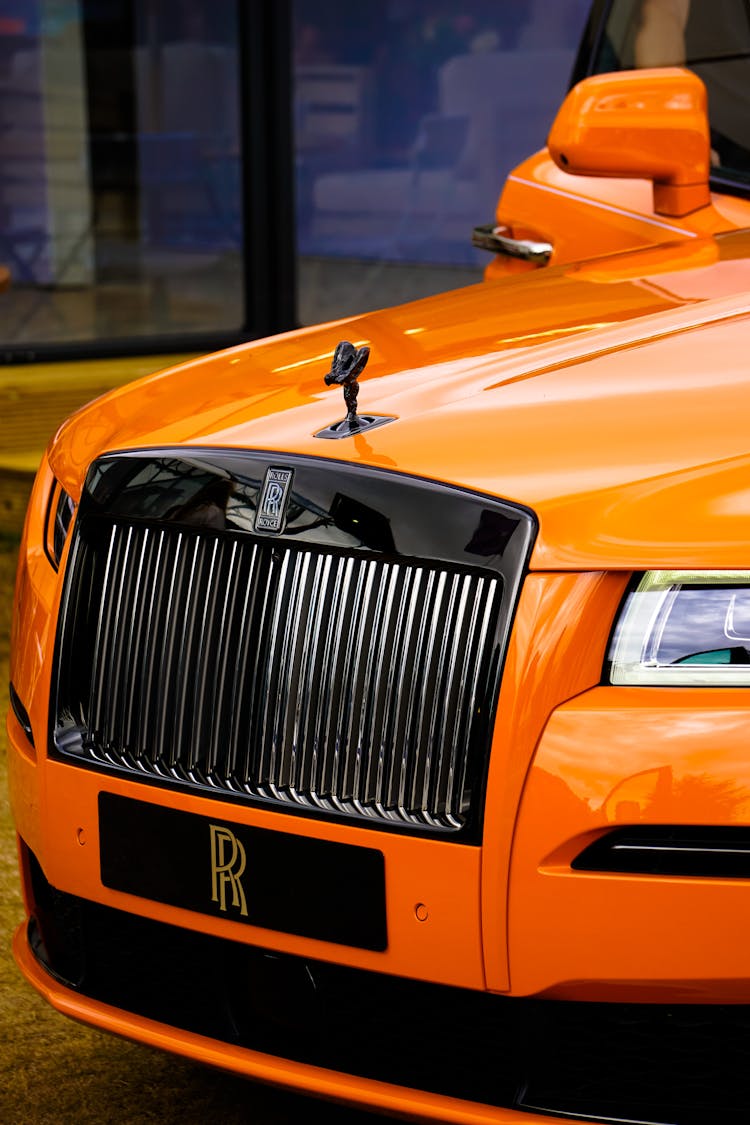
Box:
[480,571,630,993]
[40,230,750,575]
[10,63,750,1125]
[10,747,486,990]
[548,69,711,217]
[485,73,749,282]
[509,687,750,1002]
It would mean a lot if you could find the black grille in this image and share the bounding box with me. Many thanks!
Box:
[52,451,534,836]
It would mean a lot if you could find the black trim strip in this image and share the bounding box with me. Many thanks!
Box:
[570,0,613,86]
[9,682,34,748]
[1,330,252,368]
[239,0,296,337]
[42,479,60,572]
[573,826,750,879]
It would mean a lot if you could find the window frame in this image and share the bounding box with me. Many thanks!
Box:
[0,0,297,366]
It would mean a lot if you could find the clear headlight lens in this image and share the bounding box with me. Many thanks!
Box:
[44,478,76,570]
[608,571,750,686]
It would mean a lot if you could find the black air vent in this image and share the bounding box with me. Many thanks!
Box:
[9,682,34,747]
[573,826,750,879]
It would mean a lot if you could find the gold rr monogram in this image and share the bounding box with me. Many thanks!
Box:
[209,824,248,916]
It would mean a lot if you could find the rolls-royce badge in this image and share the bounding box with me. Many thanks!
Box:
[255,466,293,534]
[324,341,370,429]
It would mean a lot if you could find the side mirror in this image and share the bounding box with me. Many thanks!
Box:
[547,68,710,218]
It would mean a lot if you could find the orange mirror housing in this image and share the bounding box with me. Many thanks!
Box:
[547,68,711,218]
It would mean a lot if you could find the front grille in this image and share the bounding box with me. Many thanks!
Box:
[59,523,499,829]
[52,452,532,834]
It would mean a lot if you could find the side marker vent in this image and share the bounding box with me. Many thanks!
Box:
[9,682,34,748]
[573,826,750,880]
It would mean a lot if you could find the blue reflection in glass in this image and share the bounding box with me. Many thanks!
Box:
[293,0,592,269]
[657,587,750,666]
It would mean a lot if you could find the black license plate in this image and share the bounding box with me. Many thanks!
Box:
[99,793,387,951]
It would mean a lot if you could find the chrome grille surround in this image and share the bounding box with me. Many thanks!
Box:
[52,450,535,836]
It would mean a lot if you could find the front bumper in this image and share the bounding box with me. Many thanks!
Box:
[12,510,750,1123]
[17,850,750,1125]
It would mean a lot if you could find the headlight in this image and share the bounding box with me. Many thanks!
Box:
[608,571,750,686]
[44,478,76,570]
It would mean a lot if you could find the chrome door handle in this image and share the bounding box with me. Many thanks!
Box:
[471,223,552,264]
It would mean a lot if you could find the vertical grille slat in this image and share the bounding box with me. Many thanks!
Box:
[257,551,291,791]
[224,542,262,783]
[135,529,167,765]
[415,570,448,823]
[329,557,368,808]
[350,560,391,810]
[101,524,134,757]
[402,571,449,819]
[392,566,425,818]
[171,537,205,775]
[153,531,186,771]
[290,552,329,800]
[274,550,312,792]
[55,510,513,833]
[375,566,414,813]
[121,528,153,758]
[88,524,120,744]
[451,578,502,820]
[310,554,348,805]
[359,562,400,811]
[187,536,221,778]
[435,576,470,823]
[340,559,378,806]
[205,539,240,779]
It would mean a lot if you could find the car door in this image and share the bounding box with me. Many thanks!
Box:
[476,0,750,279]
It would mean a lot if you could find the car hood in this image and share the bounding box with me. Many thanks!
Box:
[50,232,750,570]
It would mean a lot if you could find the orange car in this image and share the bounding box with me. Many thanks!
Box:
[10,13,750,1125]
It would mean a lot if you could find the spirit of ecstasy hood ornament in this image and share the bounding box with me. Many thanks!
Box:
[316,340,396,440]
[323,341,370,428]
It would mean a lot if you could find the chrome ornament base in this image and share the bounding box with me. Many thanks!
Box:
[314,414,396,439]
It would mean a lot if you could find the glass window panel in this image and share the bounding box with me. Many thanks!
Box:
[592,0,750,185]
[0,0,244,350]
[293,0,591,324]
